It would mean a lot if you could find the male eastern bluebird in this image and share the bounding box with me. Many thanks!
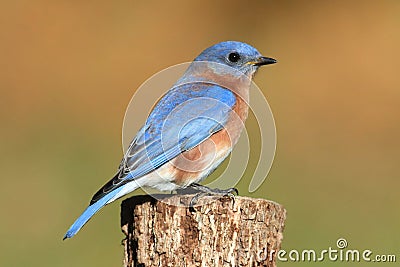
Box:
[63,41,276,239]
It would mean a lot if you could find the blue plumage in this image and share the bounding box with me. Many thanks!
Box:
[124,83,236,181]
[194,41,261,65]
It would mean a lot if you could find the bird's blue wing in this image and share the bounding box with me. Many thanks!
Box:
[90,82,236,204]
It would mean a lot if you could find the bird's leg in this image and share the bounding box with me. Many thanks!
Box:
[188,183,239,212]
[175,186,200,195]
[189,183,239,195]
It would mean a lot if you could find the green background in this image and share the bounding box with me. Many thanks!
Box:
[1,1,399,266]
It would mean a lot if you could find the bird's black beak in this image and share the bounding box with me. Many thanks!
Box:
[254,56,277,66]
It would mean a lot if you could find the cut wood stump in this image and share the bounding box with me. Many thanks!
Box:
[121,194,286,267]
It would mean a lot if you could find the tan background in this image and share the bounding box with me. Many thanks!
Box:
[1,1,399,266]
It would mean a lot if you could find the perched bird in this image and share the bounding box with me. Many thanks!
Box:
[63,41,276,239]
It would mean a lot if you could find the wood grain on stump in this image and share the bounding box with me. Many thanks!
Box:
[121,194,286,267]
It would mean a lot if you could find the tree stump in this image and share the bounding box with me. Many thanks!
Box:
[121,194,286,267]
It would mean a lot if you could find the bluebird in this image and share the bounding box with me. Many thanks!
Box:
[63,41,276,239]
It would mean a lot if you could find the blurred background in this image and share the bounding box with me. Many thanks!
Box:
[1,0,399,266]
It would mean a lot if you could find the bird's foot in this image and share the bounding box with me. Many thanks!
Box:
[188,183,239,212]
[175,186,200,195]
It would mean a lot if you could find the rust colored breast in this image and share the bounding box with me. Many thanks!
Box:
[172,90,249,187]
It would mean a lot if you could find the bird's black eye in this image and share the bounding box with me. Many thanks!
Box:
[228,52,241,63]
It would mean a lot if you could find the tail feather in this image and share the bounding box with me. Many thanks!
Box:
[63,179,141,240]
[63,186,124,240]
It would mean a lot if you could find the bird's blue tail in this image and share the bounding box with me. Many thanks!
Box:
[63,187,124,240]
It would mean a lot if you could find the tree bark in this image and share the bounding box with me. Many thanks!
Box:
[121,194,286,267]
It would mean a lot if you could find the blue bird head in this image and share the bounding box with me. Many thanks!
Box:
[193,41,276,76]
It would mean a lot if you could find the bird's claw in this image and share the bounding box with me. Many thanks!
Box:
[188,184,239,212]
